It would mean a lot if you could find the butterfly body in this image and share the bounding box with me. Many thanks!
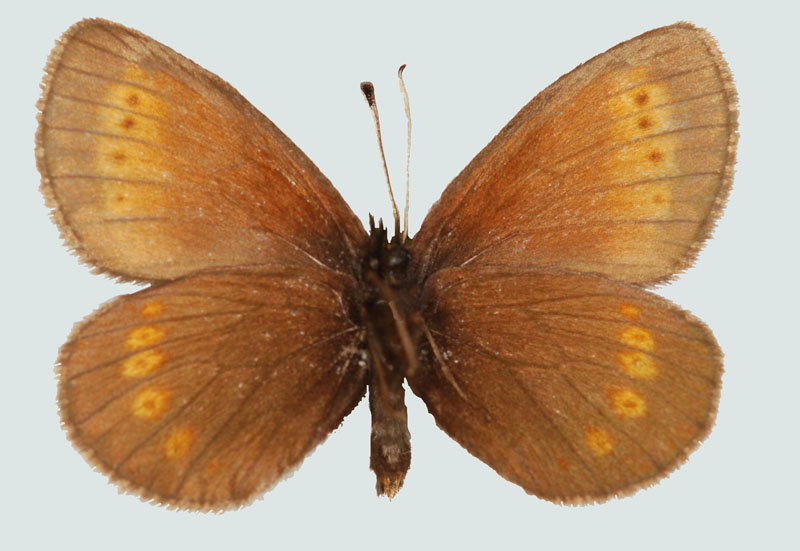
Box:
[37,19,736,510]
[361,218,420,497]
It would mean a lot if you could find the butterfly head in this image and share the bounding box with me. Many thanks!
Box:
[365,214,412,289]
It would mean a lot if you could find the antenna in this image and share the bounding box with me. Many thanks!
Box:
[360,81,401,238]
[398,65,412,244]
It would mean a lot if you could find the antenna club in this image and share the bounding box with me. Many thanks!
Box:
[360,82,376,106]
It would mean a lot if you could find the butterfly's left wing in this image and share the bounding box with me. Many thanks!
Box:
[58,265,367,510]
[37,19,366,282]
[408,266,721,503]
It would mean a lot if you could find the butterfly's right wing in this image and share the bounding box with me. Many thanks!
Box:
[58,264,367,510]
[408,266,721,503]
[37,19,366,282]
[411,23,737,286]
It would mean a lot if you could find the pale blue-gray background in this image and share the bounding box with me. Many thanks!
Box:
[3,1,797,549]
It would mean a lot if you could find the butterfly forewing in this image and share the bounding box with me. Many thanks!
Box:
[409,266,721,502]
[58,265,367,510]
[37,19,366,282]
[411,23,737,285]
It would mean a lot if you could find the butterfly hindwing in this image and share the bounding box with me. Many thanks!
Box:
[37,19,366,282]
[411,23,737,285]
[58,265,367,510]
[409,266,721,503]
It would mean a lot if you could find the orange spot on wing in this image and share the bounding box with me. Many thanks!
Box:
[132,388,171,420]
[619,304,640,320]
[125,325,165,350]
[121,349,166,378]
[620,326,655,351]
[102,182,169,217]
[164,428,195,460]
[606,135,678,182]
[609,388,646,418]
[617,350,658,379]
[141,300,164,317]
[585,427,613,456]
[557,456,570,472]
[108,66,167,118]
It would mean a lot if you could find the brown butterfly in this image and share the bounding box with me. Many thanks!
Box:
[36,19,737,510]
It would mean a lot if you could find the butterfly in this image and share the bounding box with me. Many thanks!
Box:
[36,19,737,510]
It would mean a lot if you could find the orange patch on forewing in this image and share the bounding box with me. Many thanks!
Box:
[105,65,169,118]
[586,67,682,269]
[620,325,655,351]
[141,300,164,317]
[613,104,673,141]
[617,350,658,379]
[125,325,165,350]
[95,103,163,143]
[94,64,176,184]
[102,181,169,217]
[132,388,171,420]
[538,64,690,280]
[121,349,166,378]
[619,303,640,321]
[605,67,673,116]
[164,428,195,460]
[603,68,678,167]
[606,135,678,183]
[557,456,570,472]
[609,388,646,418]
[584,427,613,456]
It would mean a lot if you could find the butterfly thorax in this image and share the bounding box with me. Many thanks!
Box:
[360,217,421,498]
